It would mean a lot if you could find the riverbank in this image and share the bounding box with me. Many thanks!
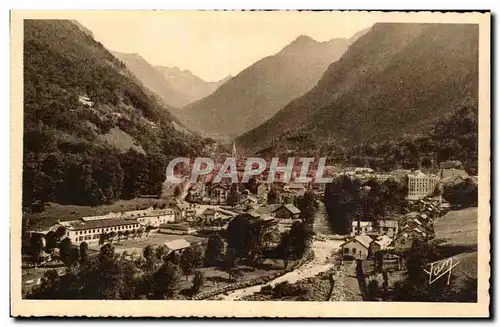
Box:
[212,238,343,300]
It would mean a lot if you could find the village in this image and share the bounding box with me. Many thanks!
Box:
[21,145,478,301]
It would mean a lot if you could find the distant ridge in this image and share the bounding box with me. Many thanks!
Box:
[237,23,478,152]
[177,29,368,139]
[155,65,231,107]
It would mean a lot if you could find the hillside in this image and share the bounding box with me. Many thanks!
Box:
[112,52,192,109]
[23,20,207,207]
[155,66,231,107]
[433,207,478,299]
[178,31,368,139]
[238,23,479,152]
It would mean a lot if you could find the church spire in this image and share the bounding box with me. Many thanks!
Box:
[232,141,237,157]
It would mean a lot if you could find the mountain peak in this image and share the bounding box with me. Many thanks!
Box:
[181,32,352,138]
[290,35,317,46]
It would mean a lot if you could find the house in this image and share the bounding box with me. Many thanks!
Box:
[439,167,469,180]
[164,239,191,254]
[401,218,424,231]
[241,195,259,207]
[172,203,197,222]
[273,203,301,219]
[255,203,281,217]
[53,217,141,246]
[406,170,440,200]
[375,174,392,182]
[256,183,268,197]
[283,183,306,193]
[371,235,393,253]
[186,183,206,203]
[341,235,374,260]
[393,228,426,250]
[440,174,467,187]
[123,207,175,227]
[354,167,374,174]
[197,208,221,224]
[378,220,398,237]
[351,221,373,236]
[409,227,427,238]
[158,224,197,235]
[405,211,420,219]
[208,183,229,204]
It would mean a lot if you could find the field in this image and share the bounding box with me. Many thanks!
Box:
[23,197,167,230]
[177,259,286,299]
[99,232,208,254]
[432,207,478,297]
[434,207,478,247]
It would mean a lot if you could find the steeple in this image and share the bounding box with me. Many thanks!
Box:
[232,141,237,157]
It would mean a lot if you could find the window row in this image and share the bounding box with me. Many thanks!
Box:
[74,224,140,235]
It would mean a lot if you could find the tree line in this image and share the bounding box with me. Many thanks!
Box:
[23,147,168,209]
[27,238,207,299]
[23,20,210,210]
[266,101,478,176]
[27,192,319,299]
[323,176,407,235]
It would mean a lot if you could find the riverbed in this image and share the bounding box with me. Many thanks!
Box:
[215,203,343,300]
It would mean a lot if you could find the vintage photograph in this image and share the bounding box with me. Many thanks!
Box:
[10,10,490,317]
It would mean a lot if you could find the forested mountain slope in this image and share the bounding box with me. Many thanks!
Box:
[23,20,209,208]
[238,23,478,152]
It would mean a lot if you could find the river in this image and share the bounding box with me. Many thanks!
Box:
[215,201,343,301]
[313,201,332,235]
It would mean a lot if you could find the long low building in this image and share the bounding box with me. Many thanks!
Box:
[55,218,142,245]
[44,206,175,246]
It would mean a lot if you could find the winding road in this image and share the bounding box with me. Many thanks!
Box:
[216,203,343,300]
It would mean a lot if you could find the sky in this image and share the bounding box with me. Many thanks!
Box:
[69,11,376,82]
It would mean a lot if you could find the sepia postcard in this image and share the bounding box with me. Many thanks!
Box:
[10,10,490,318]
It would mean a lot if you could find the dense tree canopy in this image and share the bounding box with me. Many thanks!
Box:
[22,20,208,210]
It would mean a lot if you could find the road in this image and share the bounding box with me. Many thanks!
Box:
[216,203,344,300]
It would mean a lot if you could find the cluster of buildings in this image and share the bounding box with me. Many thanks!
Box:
[340,196,447,261]
[331,161,474,202]
[405,166,471,201]
[36,191,304,248]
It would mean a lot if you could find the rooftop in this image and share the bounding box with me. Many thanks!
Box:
[278,204,301,215]
[351,221,372,227]
[343,235,373,248]
[285,183,306,189]
[375,235,393,247]
[379,220,398,228]
[59,218,139,231]
[355,235,374,248]
[164,239,191,251]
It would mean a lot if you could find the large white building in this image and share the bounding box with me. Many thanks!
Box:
[406,170,440,201]
[121,207,175,227]
[54,217,141,245]
[47,207,175,245]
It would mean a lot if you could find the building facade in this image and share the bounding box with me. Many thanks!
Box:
[209,184,229,204]
[406,171,440,200]
[341,235,373,260]
[273,203,301,219]
[378,220,399,238]
[54,218,142,246]
[172,203,197,222]
[123,207,175,227]
[351,221,373,236]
